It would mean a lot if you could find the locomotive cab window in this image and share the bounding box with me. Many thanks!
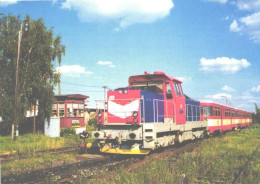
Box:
[130,81,163,93]
[179,84,184,96]
[174,83,180,96]
[166,82,173,99]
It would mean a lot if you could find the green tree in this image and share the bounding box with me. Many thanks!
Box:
[0,14,65,135]
[253,103,260,123]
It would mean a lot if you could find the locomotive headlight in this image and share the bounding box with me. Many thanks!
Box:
[94,132,100,138]
[133,111,138,117]
[98,112,102,117]
[133,118,138,124]
[129,133,136,139]
[119,89,123,94]
[98,118,102,124]
[124,89,128,94]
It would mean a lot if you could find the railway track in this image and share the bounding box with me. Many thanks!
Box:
[1,153,111,184]
[0,146,78,163]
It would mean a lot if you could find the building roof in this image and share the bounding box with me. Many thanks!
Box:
[55,94,89,101]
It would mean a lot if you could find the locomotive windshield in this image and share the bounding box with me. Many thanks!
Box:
[130,81,163,93]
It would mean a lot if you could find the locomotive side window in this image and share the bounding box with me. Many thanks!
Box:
[173,83,180,96]
[166,82,173,99]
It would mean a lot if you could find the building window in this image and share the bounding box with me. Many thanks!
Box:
[67,103,84,117]
[52,104,57,117]
[67,103,73,117]
[58,103,65,117]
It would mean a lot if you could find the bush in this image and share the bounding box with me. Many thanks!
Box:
[87,112,97,130]
[60,127,76,137]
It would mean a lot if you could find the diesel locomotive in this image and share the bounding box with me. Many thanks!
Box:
[92,71,252,155]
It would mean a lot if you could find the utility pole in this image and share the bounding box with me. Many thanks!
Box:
[12,25,22,140]
[221,96,231,106]
[12,21,29,140]
[102,86,107,122]
[58,80,61,95]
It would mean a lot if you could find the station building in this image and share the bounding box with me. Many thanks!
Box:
[51,94,89,133]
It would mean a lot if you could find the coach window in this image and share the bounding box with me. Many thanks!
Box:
[166,82,173,99]
[201,106,212,116]
[213,107,220,117]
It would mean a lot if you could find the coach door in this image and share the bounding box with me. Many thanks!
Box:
[220,107,223,130]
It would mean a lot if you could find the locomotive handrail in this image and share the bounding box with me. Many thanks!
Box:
[186,104,200,121]
[153,99,175,123]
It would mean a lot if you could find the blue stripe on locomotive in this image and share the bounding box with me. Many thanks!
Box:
[140,90,164,123]
[185,98,200,121]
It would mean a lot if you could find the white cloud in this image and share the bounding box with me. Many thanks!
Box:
[0,0,18,6]
[233,0,260,11]
[230,13,260,43]
[97,60,115,68]
[236,104,251,109]
[251,85,260,92]
[175,77,192,82]
[202,0,227,4]
[222,85,235,92]
[56,65,93,76]
[230,20,241,32]
[200,57,250,73]
[228,0,260,43]
[205,93,232,100]
[61,0,174,28]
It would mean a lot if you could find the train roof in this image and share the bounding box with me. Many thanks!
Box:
[129,71,182,84]
[200,101,252,113]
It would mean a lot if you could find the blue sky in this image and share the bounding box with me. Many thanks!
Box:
[1,0,260,111]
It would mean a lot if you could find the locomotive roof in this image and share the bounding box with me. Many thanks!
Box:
[128,71,182,84]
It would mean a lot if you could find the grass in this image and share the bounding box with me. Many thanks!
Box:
[79,124,260,184]
[1,152,76,176]
[0,130,96,178]
[0,133,81,177]
[0,133,80,156]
